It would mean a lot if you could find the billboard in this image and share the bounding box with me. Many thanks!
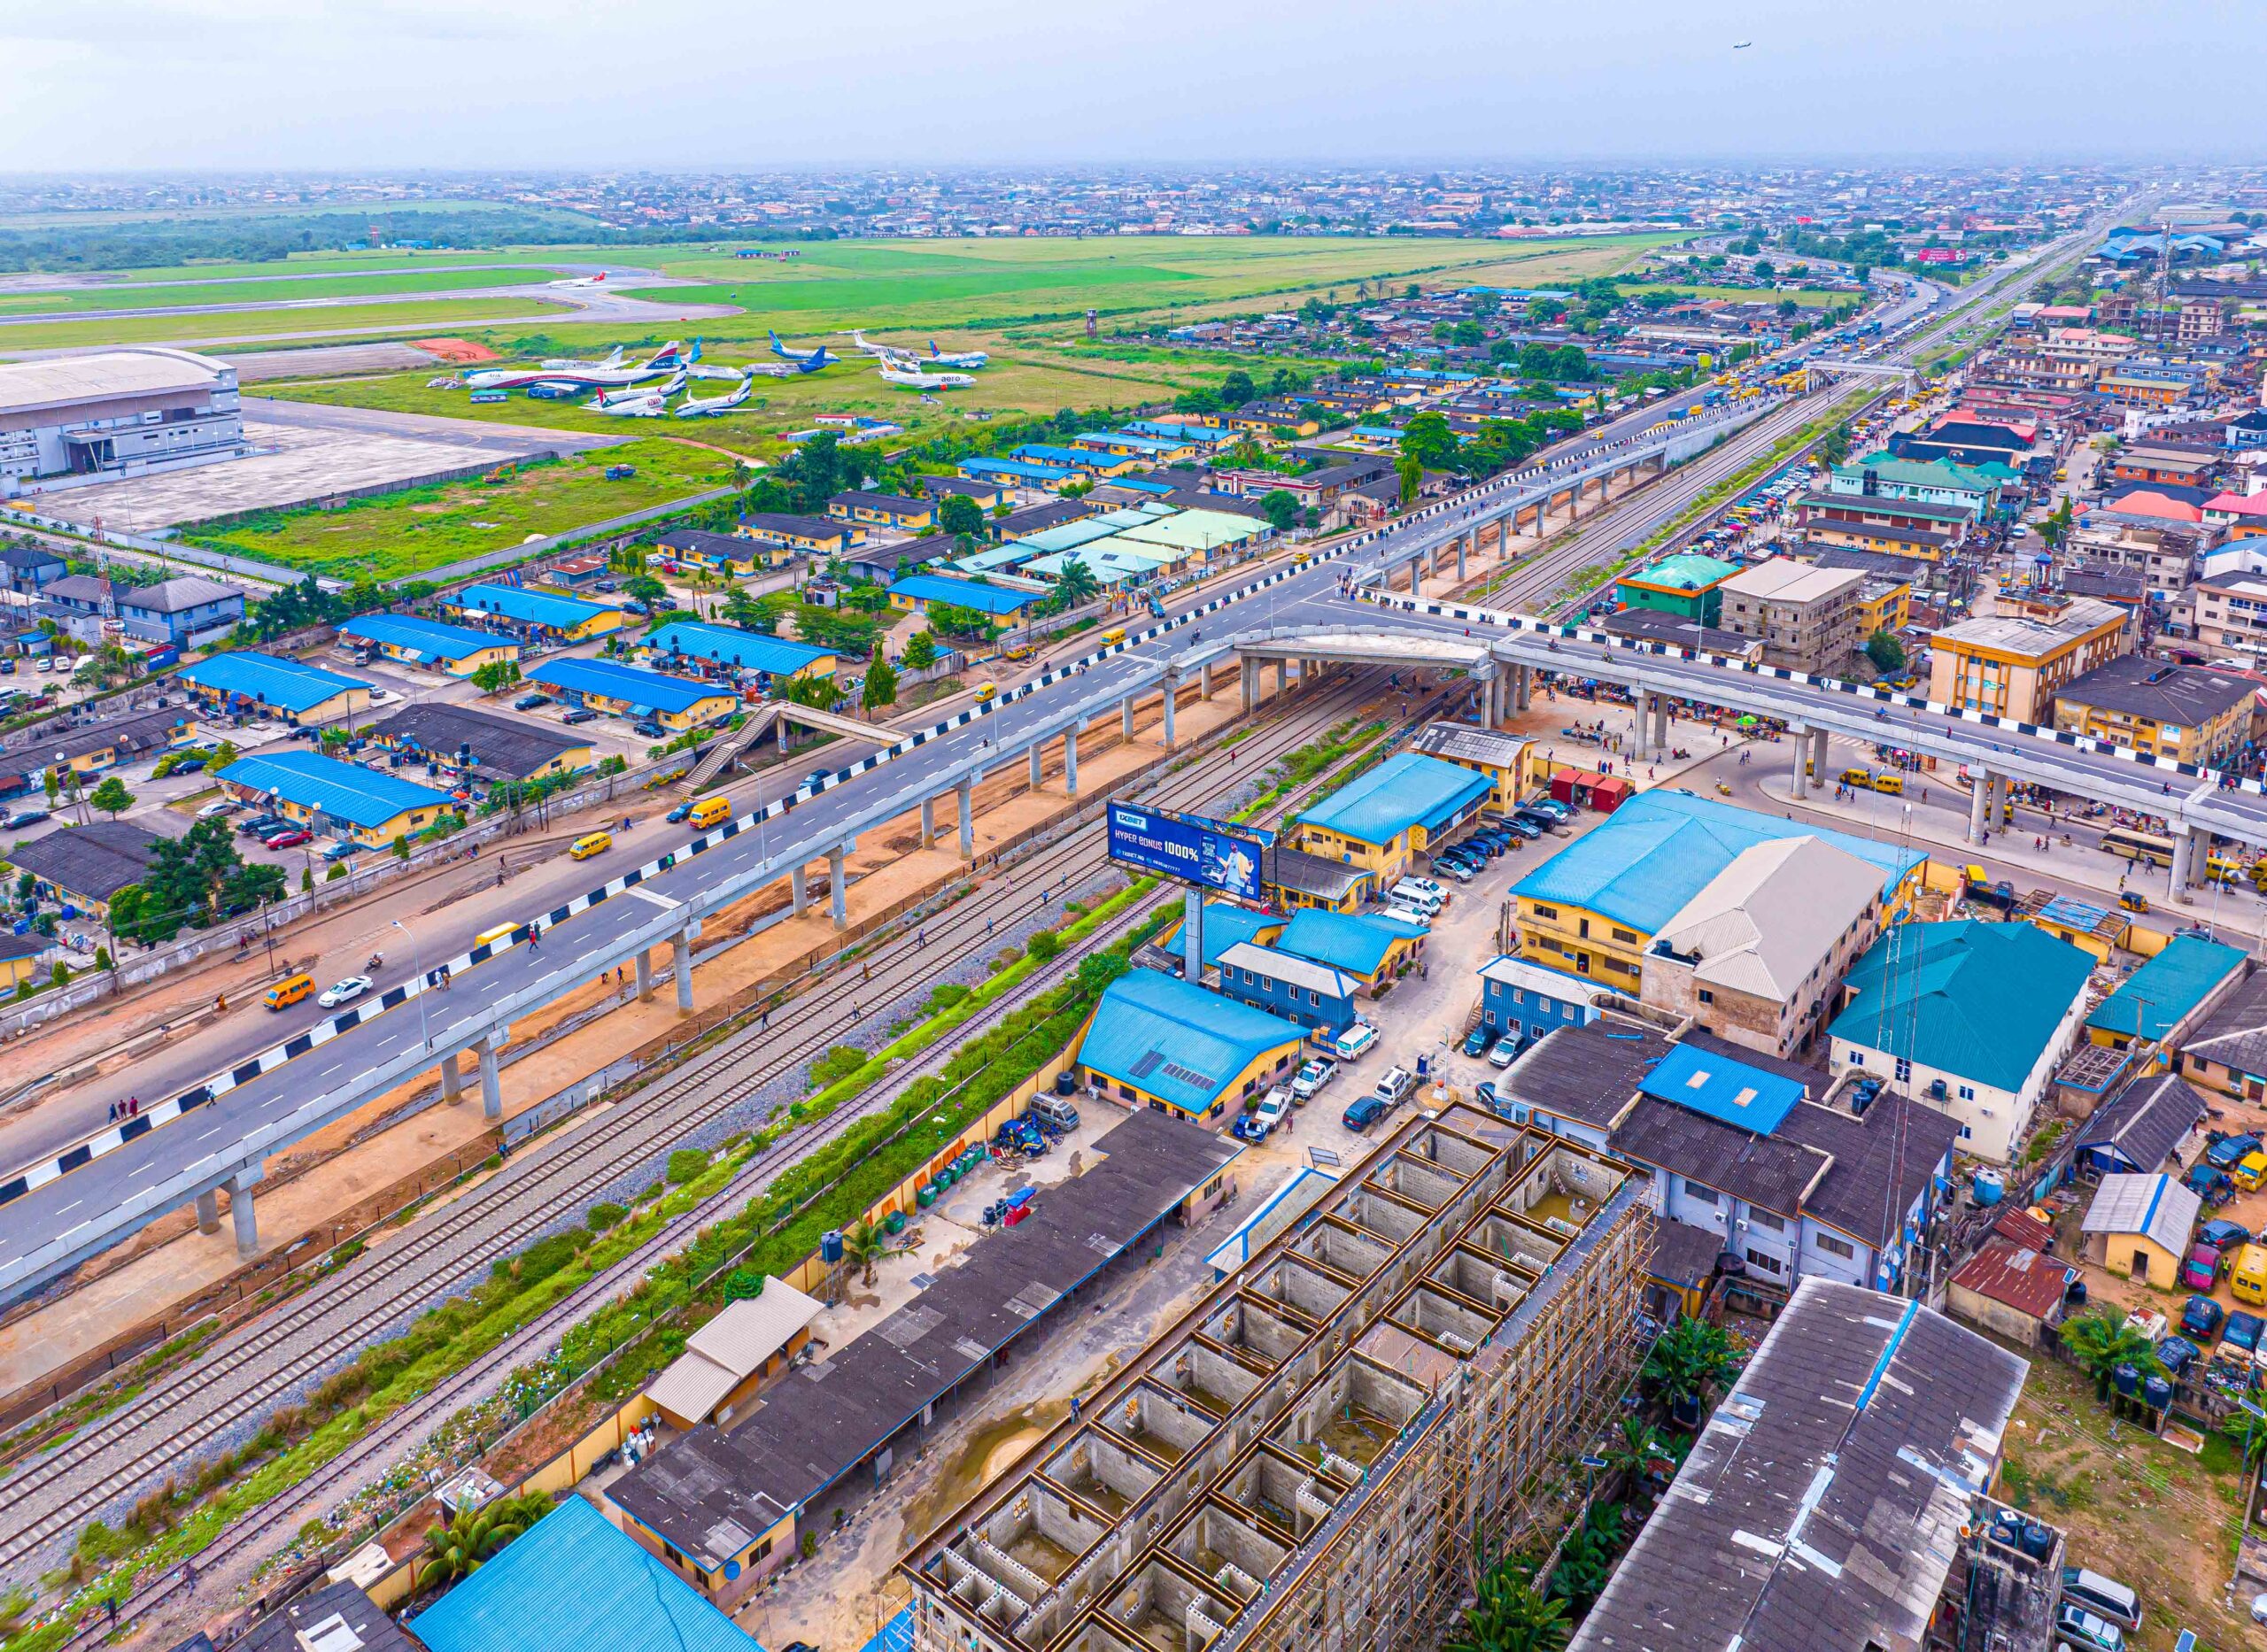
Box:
[1107,804,1268,901]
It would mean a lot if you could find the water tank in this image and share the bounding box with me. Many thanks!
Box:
[2021,1521,2055,1560]
[1971,1170,2004,1207]
[820,1228,845,1264]
[2113,1362,2140,1398]
[2143,1373,2175,1411]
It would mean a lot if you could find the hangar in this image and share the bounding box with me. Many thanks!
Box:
[0,348,246,486]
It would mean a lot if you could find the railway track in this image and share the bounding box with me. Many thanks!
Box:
[0,669,1399,1585]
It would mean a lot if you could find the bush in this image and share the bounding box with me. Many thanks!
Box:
[516,1228,588,1285]
[665,1148,710,1186]
[925,982,971,1015]
[809,1045,870,1088]
[1026,930,1064,963]
[586,1201,627,1231]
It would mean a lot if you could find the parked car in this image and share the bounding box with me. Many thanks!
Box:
[1234,1088,1291,1141]
[1462,1024,1494,1058]
[633,720,665,738]
[2156,1333,2201,1377]
[1291,1059,1336,1101]
[1488,1036,1520,1069]
[196,799,238,819]
[1499,816,1544,840]
[1384,903,1433,930]
[321,840,360,862]
[1342,1094,1389,1131]
[1373,1066,1415,1108]
[1512,807,1557,831]
[2182,1294,2225,1340]
[512,692,553,712]
[2224,1311,2265,1354]
[2203,1218,2254,1250]
[3,807,50,830]
[2051,1602,2125,1652]
[261,828,313,849]
[1436,859,1476,884]
[563,708,599,725]
[237,814,284,837]
[2206,1131,2263,1170]
[318,975,374,1008]
[1331,1023,1379,1061]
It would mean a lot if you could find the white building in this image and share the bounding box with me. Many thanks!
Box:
[0,348,245,488]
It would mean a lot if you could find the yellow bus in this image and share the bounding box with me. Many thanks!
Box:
[688,796,731,830]
[2101,828,2173,868]
[1100,626,1127,647]
[476,921,520,949]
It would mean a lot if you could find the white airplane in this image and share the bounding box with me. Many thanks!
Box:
[927,339,990,369]
[743,346,833,378]
[768,329,830,365]
[878,361,975,390]
[466,341,693,392]
[541,344,627,371]
[847,328,920,363]
[674,376,755,418]
[590,389,670,418]
[589,370,685,413]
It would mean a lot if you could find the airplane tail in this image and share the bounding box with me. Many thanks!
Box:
[688,338,701,365]
[930,339,941,358]
[769,329,788,358]
[801,346,831,373]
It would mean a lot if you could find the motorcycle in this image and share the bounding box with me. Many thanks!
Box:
[366,953,383,972]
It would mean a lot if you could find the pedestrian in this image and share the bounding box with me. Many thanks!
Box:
[128,1095,138,1117]
[107,1100,117,1123]
[182,1560,196,1596]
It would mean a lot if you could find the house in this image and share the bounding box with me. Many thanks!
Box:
[237,1580,418,1652]
[1946,1210,2075,1348]
[733,512,856,557]
[2070,1071,2210,1178]
[1566,1280,2032,1652]
[1286,751,1492,885]
[338,613,520,677]
[8,819,166,918]
[448,583,630,644]
[1273,907,1428,993]
[651,529,773,576]
[920,475,1007,512]
[2202,490,2267,540]
[526,658,738,732]
[1827,452,2006,514]
[1513,791,1923,995]
[639,621,835,684]
[2084,934,2247,1054]
[416,1494,769,1647]
[1795,490,1975,560]
[1927,594,2130,722]
[641,1278,824,1432]
[1405,722,1532,811]
[1487,1011,1662,1149]
[1594,607,1764,660]
[2172,966,2267,1099]
[1638,836,1887,1060]
[112,576,245,646]
[1212,940,1361,1033]
[828,490,937,534]
[1613,553,1741,624]
[958,456,1084,496]
[1829,920,2095,1163]
[1714,558,1867,672]
[175,652,371,728]
[886,573,1042,622]
[0,543,65,593]
[38,706,182,776]
[2079,1171,2201,1286]
[2112,442,2219,489]
[41,573,112,621]
[1073,969,1309,1121]
[215,749,457,849]
[1260,841,1374,914]
[0,931,52,992]
[367,702,594,783]
[1475,956,1599,1054]
[539,551,611,587]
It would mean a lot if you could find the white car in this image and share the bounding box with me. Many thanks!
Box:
[1332,1023,1380,1061]
[1247,1088,1292,1139]
[1488,1037,1520,1069]
[197,799,236,819]
[318,975,374,1008]
[1384,904,1434,930]
[1291,1059,1337,1101]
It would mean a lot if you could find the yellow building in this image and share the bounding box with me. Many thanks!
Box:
[1854,575,1912,640]
[1408,722,1538,812]
[0,935,44,991]
[1927,593,2129,722]
[448,582,630,643]
[653,529,772,576]
[1286,752,1495,886]
[339,614,521,678]
[1073,971,1308,1123]
[2052,655,2257,765]
[213,750,456,849]
[527,658,738,732]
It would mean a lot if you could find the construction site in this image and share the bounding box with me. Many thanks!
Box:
[897,1101,1652,1652]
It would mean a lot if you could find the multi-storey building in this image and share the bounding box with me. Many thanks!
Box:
[1714,558,1867,672]
[899,1105,1651,1652]
[1927,592,2130,722]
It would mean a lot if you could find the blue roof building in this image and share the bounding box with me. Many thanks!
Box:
[340,613,522,675]
[1636,1041,1805,1135]
[176,652,370,722]
[886,574,1041,618]
[641,621,835,681]
[2085,934,2247,1048]
[527,658,739,730]
[412,1496,763,1652]
[217,748,455,845]
[1276,907,1428,985]
[1829,921,2094,1164]
[1075,970,1309,1118]
[1166,899,1285,969]
[1288,752,1493,882]
[960,456,1080,488]
[450,583,631,641]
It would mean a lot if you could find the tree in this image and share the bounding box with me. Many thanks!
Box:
[1643,1316,1744,1416]
[1396,452,1422,509]
[1816,421,1854,467]
[1866,629,1907,675]
[1172,387,1221,417]
[1451,319,1486,348]
[417,1491,553,1591]
[1399,410,1459,472]
[783,672,844,712]
[936,493,985,538]
[862,659,899,714]
[469,659,522,695]
[1258,490,1301,533]
[88,776,134,819]
[1223,434,1267,470]
[1445,1557,1569,1652]
[842,1218,891,1286]
[623,575,668,609]
[1052,558,1101,610]
[2061,1309,2165,1400]
[1219,369,1257,408]
[722,587,765,628]
[902,629,939,669]
[1546,1501,1624,1614]
[2037,496,2075,553]
[210,739,239,772]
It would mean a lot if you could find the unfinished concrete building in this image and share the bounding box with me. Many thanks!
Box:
[898,1101,1652,1652]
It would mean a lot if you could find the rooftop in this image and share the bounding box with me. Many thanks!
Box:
[1217,940,1360,1000]
[2080,1171,2201,1257]
[2071,1072,2209,1177]
[1717,558,1866,605]
[177,652,367,715]
[10,818,166,903]
[1831,920,2093,1092]
[2060,654,2256,727]
[888,573,1039,615]
[217,749,454,830]
[1407,720,1529,770]
[1635,1040,1805,1135]
[117,575,243,614]
[0,347,232,414]
[1619,552,1740,592]
[368,701,593,782]
[1949,1235,2074,1322]
[340,611,514,661]
[527,657,737,717]
[1932,598,2126,659]
[1076,971,1307,1114]
[643,621,834,676]
[1650,836,1884,1003]
[453,583,623,629]
[1294,750,1492,846]
[2085,935,2246,1042]
[1276,907,1428,977]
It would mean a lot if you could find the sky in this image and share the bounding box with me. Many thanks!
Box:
[0,0,2260,173]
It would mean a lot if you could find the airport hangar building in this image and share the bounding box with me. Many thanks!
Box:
[0,349,247,487]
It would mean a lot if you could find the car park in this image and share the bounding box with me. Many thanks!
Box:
[1435,860,1476,884]
[1234,1088,1292,1141]
[238,814,284,837]
[2051,1602,2124,1651]
[1291,1059,1336,1101]
[1389,879,1443,913]
[318,975,374,1008]
[1342,1094,1389,1131]
[1512,807,1557,831]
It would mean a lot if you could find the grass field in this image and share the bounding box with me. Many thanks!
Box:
[1616,282,1845,307]
[0,295,568,350]
[0,266,562,314]
[179,436,742,581]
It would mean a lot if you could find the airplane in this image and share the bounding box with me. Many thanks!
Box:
[588,370,685,413]
[1732,39,1752,47]
[878,362,975,390]
[589,388,671,418]
[742,345,833,378]
[927,340,990,369]
[674,376,755,418]
[465,341,692,392]
[540,344,627,371]
[847,328,925,365]
[768,329,831,365]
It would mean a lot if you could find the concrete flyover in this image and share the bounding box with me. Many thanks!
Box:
[0,391,1775,1303]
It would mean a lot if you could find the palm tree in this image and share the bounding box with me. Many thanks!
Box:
[417,1491,552,1590]
[842,1219,890,1286]
[1601,1416,1669,1498]
[1643,1317,1744,1421]
[2061,1310,2165,1401]
[1053,558,1101,610]
[1445,1569,1569,1652]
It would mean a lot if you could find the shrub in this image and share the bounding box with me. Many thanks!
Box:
[809,1045,870,1088]
[1026,930,1063,963]
[586,1201,627,1231]
[516,1229,588,1285]
[666,1148,710,1186]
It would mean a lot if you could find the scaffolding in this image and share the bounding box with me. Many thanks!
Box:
[900,1104,1654,1652]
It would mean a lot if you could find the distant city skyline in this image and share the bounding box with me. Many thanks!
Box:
[0,0,2258,174]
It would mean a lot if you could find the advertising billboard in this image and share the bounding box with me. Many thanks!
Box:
[1106,803,1268,901]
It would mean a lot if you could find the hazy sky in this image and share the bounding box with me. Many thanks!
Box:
[0,0,2259,173]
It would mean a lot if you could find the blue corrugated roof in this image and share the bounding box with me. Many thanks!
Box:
[340,612,510,662]
[412,1497,762,1652]
[1177,900,1282,968]
[1295,752,1492,846]
[1077,971,1305,1115]
[962,457,1077,481]
[528,657,736,716]
[177,652,366,714]
[1514,791,1924,935]
[217,749,452,830]
[643,621,832,676]
[1830,921,2094,1092]
[2087,935,2247,1041]
[1277,908,1426,977]
[888,574,1037,615]
[453,583,624,630]
[1637,1042,1804,1135]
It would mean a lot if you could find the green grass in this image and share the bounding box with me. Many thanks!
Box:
[1616,282,1843,308]
[0,296,568,350]
[0,266,562,315]
[181,437,741,581]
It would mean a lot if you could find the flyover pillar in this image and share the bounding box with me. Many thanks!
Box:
[790,865,809,919]
[1273,659,1288,698]
[1201,660,1216,700]
[1456,541,1467,582]
[1121,697,1136,741]
[1807,726,1827,787]
[2170,826,2196,893]
[1064,730,1079,798]
[1182,889,1204,982]
[674,926,696,1010]
[1789,724,1808,799]
[1656,696,1673,754]
[1968,773,1989,844]
[1029,743,1044,790]
[228,1169,259,1259]
[957,778,975,860]
[195,1189,221,1235]
[919,796,935,850]
[1242,663,1257,716]
[828,845,849,930]
[1515,665,1531,712]
[1992,772,2013,829]
[440,1050,464,1103]
[478,1032,506,1121]
[1160,675,1177,749]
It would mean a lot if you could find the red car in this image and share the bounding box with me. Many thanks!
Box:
[261,828,312,849]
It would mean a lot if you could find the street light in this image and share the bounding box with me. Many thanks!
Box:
[391,919,429,1050]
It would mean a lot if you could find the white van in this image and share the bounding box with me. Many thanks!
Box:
[2056,1568,2139,1633]
[1389,880,1443,914]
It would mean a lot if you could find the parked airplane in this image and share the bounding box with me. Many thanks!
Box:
[846,328,917,362]
[589,389,670,418]
[768,329,830,365]
[541,344,627,371]
[744,345,833,378]
[588,371,685,413]
[878,362,975,390]
[927,340,990,369]
[466,341,692,392]
[674,376,755,418]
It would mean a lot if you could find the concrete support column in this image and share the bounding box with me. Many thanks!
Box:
[195,1188,221,1234]
[1242,664,1257,716]
[478,1035,505,1121]
[1201,660,1216,700]
[1992,772,2013,829]
[229,1170,259,1259]
[673,926,696,1011]
[828,846,848,930]
[1121,696,1135,740]
[1161,678,1177,749]
[1969,772,1989,844]
[2170,825,2196,893]
[919,796,935,850]
[1182,888,1204,982]
[1064,730,1079,798]
[1456,542,1467,582]
[1790,723,1808,799]
[440,1050,463,1103]
[957,778,975,860]
[1029,743,1044,790]
[790,865,808,918]
[635,946,654,1000]
[1808,726,1827,788]
[1515,665,1531,712]
[1273,659,1288,698]
[1656,696,1672,753]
